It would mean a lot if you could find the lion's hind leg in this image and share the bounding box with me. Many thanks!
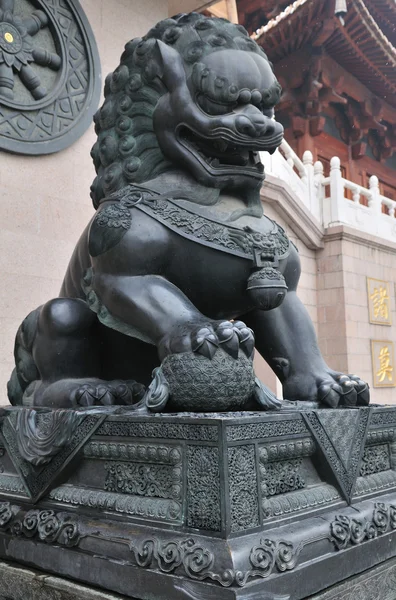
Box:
[9,298,144,408]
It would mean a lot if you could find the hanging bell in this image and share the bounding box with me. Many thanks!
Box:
[335,0,347,15]
[335,0,348,24]
[246,262,288,310]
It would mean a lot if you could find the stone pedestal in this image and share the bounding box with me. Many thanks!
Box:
[0,561,131,600]
[0,406,396,600]
[308,556,396,599]
[3,555,396,600]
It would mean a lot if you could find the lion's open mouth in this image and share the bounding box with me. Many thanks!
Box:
[177,126,282,176]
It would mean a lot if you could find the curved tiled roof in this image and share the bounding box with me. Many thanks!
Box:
[253,0,396,106]
[364,0,396,45]
[251,0,309,38]
[324,0,396,106]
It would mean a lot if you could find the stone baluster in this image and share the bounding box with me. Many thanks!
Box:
[368,176,381,213]
[302,151,319,222]
[302,150,312,185]
[314,160,324,188]
[314,160,325,225]
[329,156,346,225]
[285,147,294,169]
[368,175,381,235]
[351,185,360,204]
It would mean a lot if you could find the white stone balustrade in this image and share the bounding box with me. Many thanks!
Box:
[262,142,396,243]
[260,140,321,222]
[260,140,307,205]
[321,157,396,242]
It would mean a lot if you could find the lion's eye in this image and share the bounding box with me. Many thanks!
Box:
[196,93,236,116]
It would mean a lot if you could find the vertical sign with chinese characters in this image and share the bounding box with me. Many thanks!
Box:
[371,341,395,388]
[367,278,392,325]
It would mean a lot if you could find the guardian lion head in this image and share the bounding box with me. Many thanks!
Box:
[90,13,283,209]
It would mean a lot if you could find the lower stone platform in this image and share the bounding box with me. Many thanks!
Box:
[308,555,396,599]
[0,561,131,600]
[0,405,396,599]
[2,555,396,600]
[2,556,396,600]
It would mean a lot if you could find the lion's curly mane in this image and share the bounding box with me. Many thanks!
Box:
[90,13,278,209]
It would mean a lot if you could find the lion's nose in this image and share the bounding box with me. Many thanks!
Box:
[235,113,275,138]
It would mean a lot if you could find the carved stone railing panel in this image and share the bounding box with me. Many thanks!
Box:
[263,142,396,244]
[314,156,396,241]
[260,141,311,213]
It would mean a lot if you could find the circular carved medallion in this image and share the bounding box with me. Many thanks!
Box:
[0,0,101,154]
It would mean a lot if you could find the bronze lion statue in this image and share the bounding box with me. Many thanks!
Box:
[7,13,369,411]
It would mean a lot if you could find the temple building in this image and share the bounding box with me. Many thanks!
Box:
[205,0,396,197]
[252,0,396,399]
[0,0,395,402]
[251,0,396,200]
[194,0,396,400]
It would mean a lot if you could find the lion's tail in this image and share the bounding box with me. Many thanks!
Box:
[7,307,41,406]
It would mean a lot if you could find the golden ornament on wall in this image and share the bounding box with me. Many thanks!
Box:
[367,278,392,326]
[371,341,395,388]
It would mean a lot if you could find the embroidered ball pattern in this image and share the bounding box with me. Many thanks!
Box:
[162,350,255,411]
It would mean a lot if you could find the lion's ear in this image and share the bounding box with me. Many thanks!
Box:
[155,40,186,91]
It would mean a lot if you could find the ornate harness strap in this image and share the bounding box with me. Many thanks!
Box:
[97,184,290,268]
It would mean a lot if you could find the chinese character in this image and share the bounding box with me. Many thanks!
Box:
[370,286,390,320]
[377,346,393,383]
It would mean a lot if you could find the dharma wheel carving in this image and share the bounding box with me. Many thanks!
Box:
[0,0,101,154]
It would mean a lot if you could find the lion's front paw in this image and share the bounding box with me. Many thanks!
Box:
[284,370,370,408]
[317,373,370,407]
[159,320,255,361]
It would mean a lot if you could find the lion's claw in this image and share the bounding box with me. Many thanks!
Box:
[317,382,343,408]
[217,321,240,358]
[96,384,116,406]
[348,374,370,406]
[75,384,98,406]
[192,327,218,359]
[214,320,255,359]
[233,321,255,358]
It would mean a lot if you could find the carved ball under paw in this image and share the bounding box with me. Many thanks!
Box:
[161,349,255,412]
